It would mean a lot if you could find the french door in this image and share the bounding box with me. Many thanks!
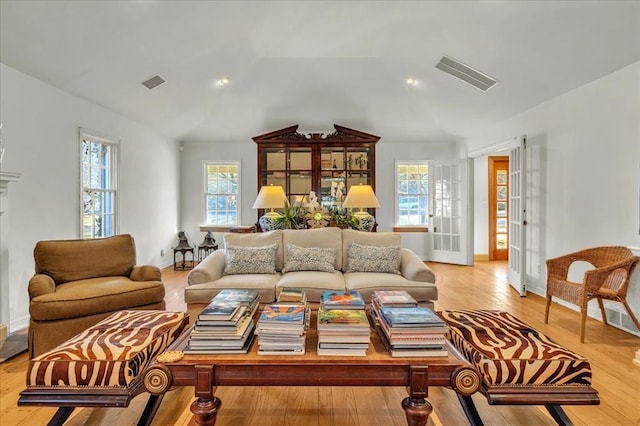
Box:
[507,136,527,296]
[429,159,472,265]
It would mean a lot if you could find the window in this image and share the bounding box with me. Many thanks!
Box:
[80,129,118,238]
[204,162,240,226]
[396,162,429,227]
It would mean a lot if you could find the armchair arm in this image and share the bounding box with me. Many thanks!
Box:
[188,250,226,285]
[583,256,640,294]
[130,265,162,282]
[545,253,576,280]
[399,248,435,283]
[28,274,56,299]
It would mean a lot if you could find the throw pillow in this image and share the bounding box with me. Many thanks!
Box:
[346,242,401,274]
[224,244,278,275]
[282,243,337,273]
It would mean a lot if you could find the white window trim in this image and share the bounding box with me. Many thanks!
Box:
[394,160,429,227]
[79,127,120,238]
[202,161,241,227]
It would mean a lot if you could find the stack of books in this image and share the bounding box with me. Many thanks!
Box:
[184,289,259,354]
[256,289,309,355]
[370,290,448,357]
[317,290,370,356]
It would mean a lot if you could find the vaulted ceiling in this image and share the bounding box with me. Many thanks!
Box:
[2,1,639,143]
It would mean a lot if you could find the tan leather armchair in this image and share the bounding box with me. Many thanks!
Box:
[28,234,165,357]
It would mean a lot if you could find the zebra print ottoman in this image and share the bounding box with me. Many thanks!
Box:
[19,310,189,426]
[440,310,599,426]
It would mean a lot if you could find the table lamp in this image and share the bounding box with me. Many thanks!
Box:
[252,185,287,232]
[342,184,380,231]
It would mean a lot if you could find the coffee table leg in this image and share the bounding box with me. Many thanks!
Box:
[402,365,432,426]
[402,396,433,426]
[190,397,221,426]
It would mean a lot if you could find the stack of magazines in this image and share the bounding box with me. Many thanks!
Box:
[317,290,370,356]
[184,288,259,354]
[370,290,449,357]
[256,289,309,355]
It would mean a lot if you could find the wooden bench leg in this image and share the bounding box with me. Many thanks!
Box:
[456,394,484,426]
[545,405,573,426]
[137,394,165,426]
[47,407,75,426]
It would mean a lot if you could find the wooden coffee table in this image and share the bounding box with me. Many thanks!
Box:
[142,311,481,426]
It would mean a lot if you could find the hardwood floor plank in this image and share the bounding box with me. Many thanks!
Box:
[2,261,639,426]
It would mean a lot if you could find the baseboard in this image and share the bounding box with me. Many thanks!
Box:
[474,254,489,262]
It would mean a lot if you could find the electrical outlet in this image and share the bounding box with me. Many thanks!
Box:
[160,249,165,257]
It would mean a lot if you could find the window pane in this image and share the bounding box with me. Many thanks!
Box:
[204,162,240,226]
[80,131,118,238]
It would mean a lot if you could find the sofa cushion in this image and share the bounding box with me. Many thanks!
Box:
[346,243,401,274]
[282,243,337,273]
[341,229,401,271]
[185,274,280,304]
[27,310,188,388]
[34,234,136,284]
[29,277,165,321]
[277,270,346,302]
[283,227,343,270]
[224,230,284,271]
[344,273,438,303]
[224,244,278,275]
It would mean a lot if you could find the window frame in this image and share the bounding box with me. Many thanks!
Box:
[79,127,119,239]
[394,160,429,230]
[203,161,241,227]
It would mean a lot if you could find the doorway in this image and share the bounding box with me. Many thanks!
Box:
[488,156,509,260]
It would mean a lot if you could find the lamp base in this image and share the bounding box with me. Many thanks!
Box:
[258,212,281,232]
[352,211,376,232]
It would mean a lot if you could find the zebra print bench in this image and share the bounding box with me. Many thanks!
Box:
[18,310,188,426]
[440,310,599,426]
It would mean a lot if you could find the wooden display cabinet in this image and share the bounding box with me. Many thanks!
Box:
[253,124,379,216]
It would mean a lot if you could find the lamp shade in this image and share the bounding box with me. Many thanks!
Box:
[342,184,380,209]
[252,185,287,210]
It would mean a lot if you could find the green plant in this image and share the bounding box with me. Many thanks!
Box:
[274,204,304,229]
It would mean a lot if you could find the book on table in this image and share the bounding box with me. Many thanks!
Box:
[379,306,447,328]
[376,327,448,358]
[196,305,249,327]
[277,288,307,304]
[184,332,256,355]
[209,288,260,317]
[320,290,366,310]
[191,315,254,339]
[256,302,309,355]
[371,290,418,308]
[317,307,370,331]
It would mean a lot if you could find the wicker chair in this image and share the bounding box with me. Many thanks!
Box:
[544,246,640,342]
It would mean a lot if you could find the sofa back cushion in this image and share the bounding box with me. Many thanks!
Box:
[223,230,284,271]
[283,227,343,270]
[34,234,136,284]
[341,229,401,272]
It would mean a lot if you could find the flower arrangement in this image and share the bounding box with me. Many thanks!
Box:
[273,181,358,230]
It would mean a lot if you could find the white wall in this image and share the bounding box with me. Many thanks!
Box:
[179,138,460,259]
[0,64,181,332]
[468,61,640,332]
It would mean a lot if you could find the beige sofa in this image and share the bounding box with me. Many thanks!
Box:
[28,234,166,358]
[185,228,436,316]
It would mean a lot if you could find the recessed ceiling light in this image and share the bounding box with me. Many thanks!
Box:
[406,78,417,86]
[218,77,230,86]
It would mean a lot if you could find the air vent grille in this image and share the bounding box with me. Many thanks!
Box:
[141,75,166,90]
[435,55,497,92]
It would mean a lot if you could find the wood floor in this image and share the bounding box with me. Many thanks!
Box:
[2,261,639,425]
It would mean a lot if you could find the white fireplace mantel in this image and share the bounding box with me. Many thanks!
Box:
[1,170,21,330]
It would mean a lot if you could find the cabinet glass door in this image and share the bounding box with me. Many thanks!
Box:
[345,148,371,189]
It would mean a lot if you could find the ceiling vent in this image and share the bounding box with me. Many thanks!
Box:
[435,55,497,92]
[141,75,166,90]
